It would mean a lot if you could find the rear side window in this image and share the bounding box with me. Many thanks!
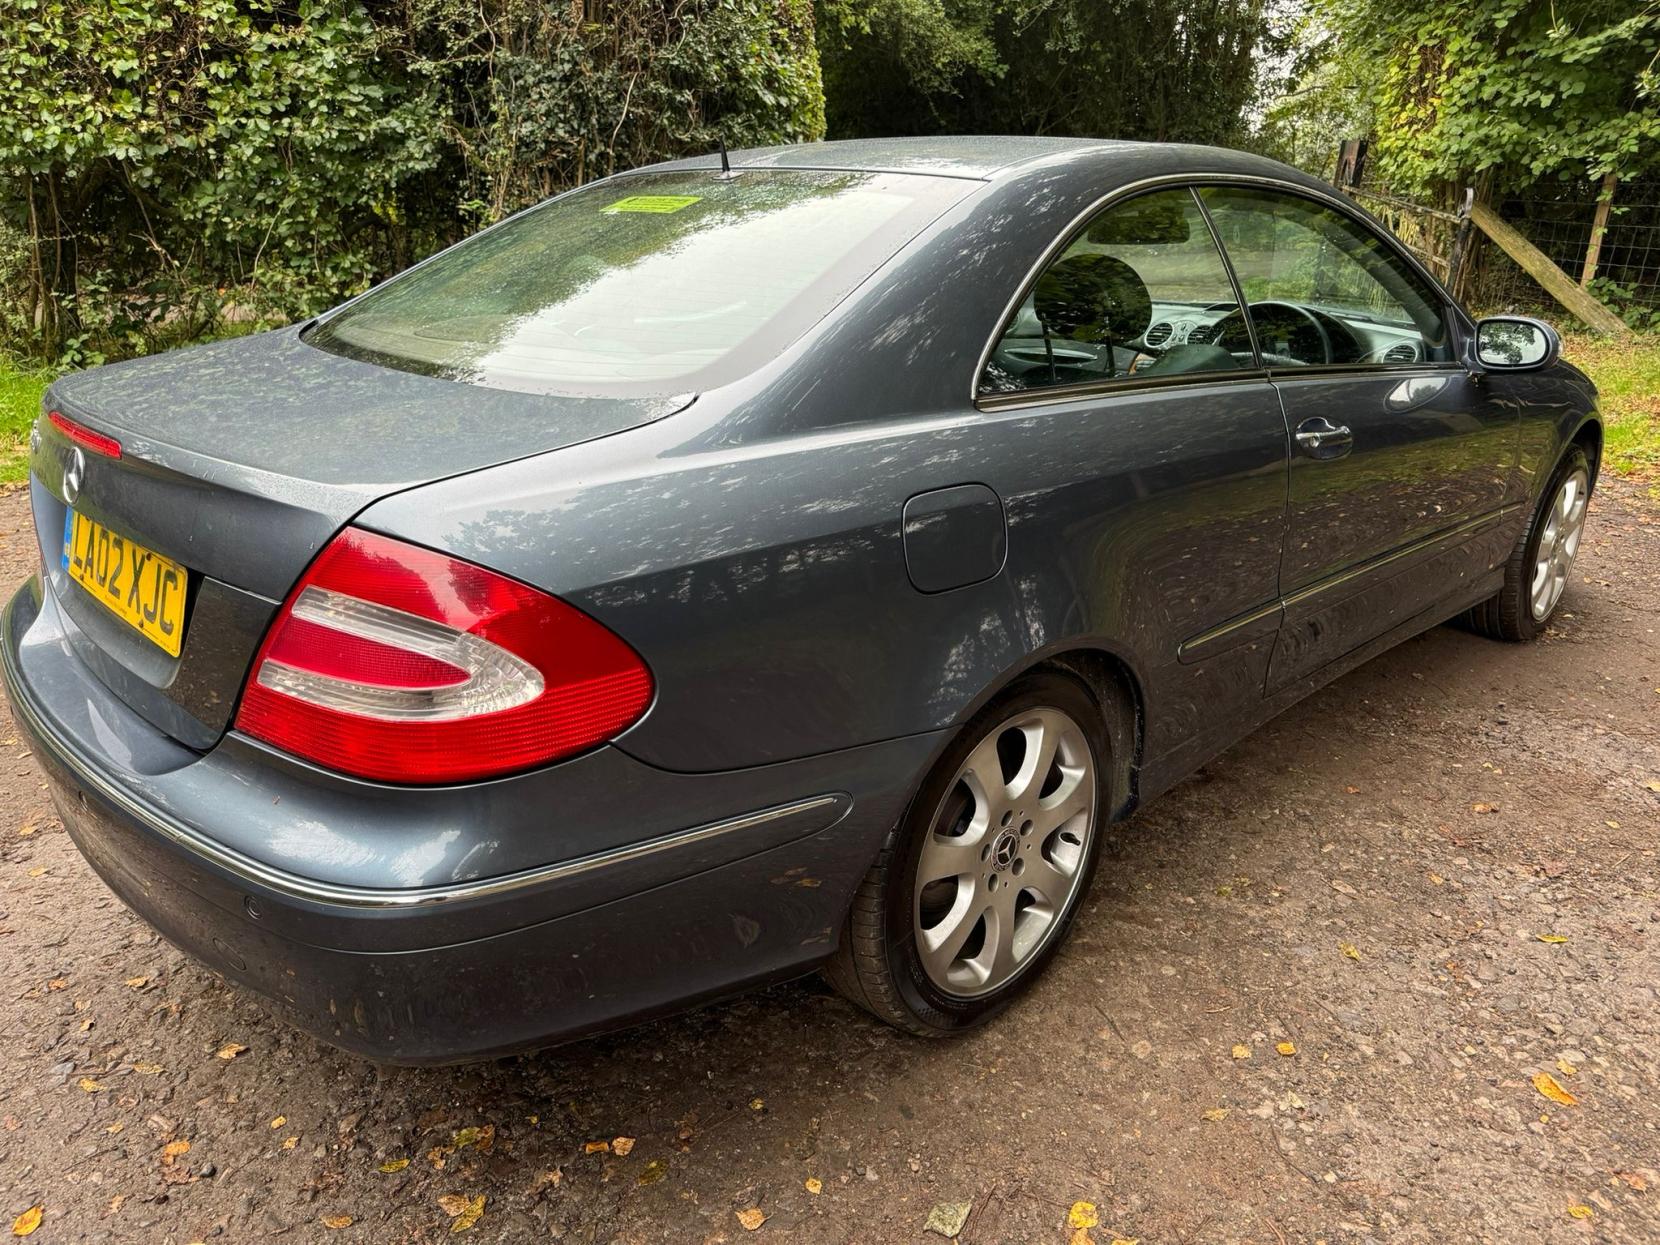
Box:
[1199,187,1453,367]
[980,188,1252,395]
[306,171,969,397]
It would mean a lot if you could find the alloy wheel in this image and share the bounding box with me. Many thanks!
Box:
[913,706,1097,997]
[1531,468,1589,621]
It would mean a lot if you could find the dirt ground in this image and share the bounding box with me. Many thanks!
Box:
[1,478,1657,1245]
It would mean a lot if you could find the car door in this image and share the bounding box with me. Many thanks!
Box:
[977,186,1289,781]
[1197,185,1517,692]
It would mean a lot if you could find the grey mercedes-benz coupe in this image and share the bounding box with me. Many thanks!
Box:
[4,138,1598,1062]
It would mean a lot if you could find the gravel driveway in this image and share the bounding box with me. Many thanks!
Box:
[2,479,1657,1245]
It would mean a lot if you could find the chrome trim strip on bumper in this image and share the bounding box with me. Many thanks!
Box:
[2,620,845,911]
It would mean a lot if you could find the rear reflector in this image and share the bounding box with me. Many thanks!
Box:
[234,529,652,783]
[48,410,122,459]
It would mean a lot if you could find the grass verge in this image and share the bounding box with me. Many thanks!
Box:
[0,359,53,486]
[1562,331,1660,487]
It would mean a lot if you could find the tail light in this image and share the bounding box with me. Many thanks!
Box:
[48,410,122,459]
[234,528,652,784]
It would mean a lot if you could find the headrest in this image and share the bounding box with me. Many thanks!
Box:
[1033,253,1151,344]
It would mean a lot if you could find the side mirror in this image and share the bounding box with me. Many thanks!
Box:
[1470,316,1560,372]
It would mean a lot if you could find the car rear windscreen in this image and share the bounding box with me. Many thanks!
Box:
[303,170,971,397]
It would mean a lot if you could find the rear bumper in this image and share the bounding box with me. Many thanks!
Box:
[3,574,939,1063]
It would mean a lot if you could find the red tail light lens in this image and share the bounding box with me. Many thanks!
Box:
[48,410,122,459]
[234,529,652,784]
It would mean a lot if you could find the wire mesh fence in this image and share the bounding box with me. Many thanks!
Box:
[1336,147,1659,327]
[1491,177,1660,313]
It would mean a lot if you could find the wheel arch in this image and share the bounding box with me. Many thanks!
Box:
[926,642,1147,826]
[1569,417,1603,489]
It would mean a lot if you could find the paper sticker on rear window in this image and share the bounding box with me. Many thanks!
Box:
[604,195,702,214]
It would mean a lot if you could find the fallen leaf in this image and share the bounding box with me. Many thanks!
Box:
[11,1206,42,1237]
[215,1043,248,1061]
[636,1159,667,1186]
[270,1116,286,1129]
[1231,1044,1251,1060]
[281,1137,299,1150]
[321,1215,353,1230]
[923,1202,971,1238]
[534,1168,563,1191]
[161,1139,191,1163]
[611,1135,635,1157]
[1615,1170,1649,1191]
[1605,820,1620,829]
[749,1097,765,1111]
[438,1194,485,1232]
[1533,1072,1578,1106]
[1068,1202,1100,1229]
[47,978,66,991]
[583,1140,610,1154]
[735,1207,766,1231]
[1557,1058,1578,1077]
[452,1125,494,1152]
[104,1122,124,1134]
[1343,785,1360,794]
[1201,1107,1229,1122]
[1472,802,1498,814]
[426,1145,449,1168]
[1538,934,1568,945]
[78,1078,107,1093]
[1340,942,1361,961]
[379,1158,410,1173]
[26,867,45,877]
[1567,1204,1593,1219]
[123,976,150,989]
[131,1063,162,1075]
[1276,1041,1296,1057]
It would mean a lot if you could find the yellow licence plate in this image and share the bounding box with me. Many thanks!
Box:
[61,509,189,657]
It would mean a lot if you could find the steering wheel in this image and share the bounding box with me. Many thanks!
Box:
[1213,301,1333,367]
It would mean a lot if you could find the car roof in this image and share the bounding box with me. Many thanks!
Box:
[640,136,1311,186]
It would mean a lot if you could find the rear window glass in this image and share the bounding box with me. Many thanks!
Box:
[304,170,969,397]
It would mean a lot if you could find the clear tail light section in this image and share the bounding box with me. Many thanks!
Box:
[234,528,652,783]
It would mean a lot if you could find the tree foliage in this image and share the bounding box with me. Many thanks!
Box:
[0,0,824,360]
[1299,0,1660,195]
[818,0,1279,145]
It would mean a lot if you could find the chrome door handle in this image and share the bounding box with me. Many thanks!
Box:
[1294,417,1353,459]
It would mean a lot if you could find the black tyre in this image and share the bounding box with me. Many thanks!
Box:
[825,671,1109,1035]
[1465,446,1592,642]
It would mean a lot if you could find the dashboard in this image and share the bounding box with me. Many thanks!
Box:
[984,298,1437,392]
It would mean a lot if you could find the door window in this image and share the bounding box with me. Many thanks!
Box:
[980,189,1252,395]
[1198,187,1453,369]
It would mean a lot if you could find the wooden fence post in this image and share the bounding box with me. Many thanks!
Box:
[1469,202,1631,337]
[1580,172,1618,288]
[1447,187,1476,303]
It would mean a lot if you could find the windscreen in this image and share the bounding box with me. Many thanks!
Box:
[304,170,970,397]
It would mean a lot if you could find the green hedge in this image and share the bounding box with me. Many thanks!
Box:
[0,0,825,363]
